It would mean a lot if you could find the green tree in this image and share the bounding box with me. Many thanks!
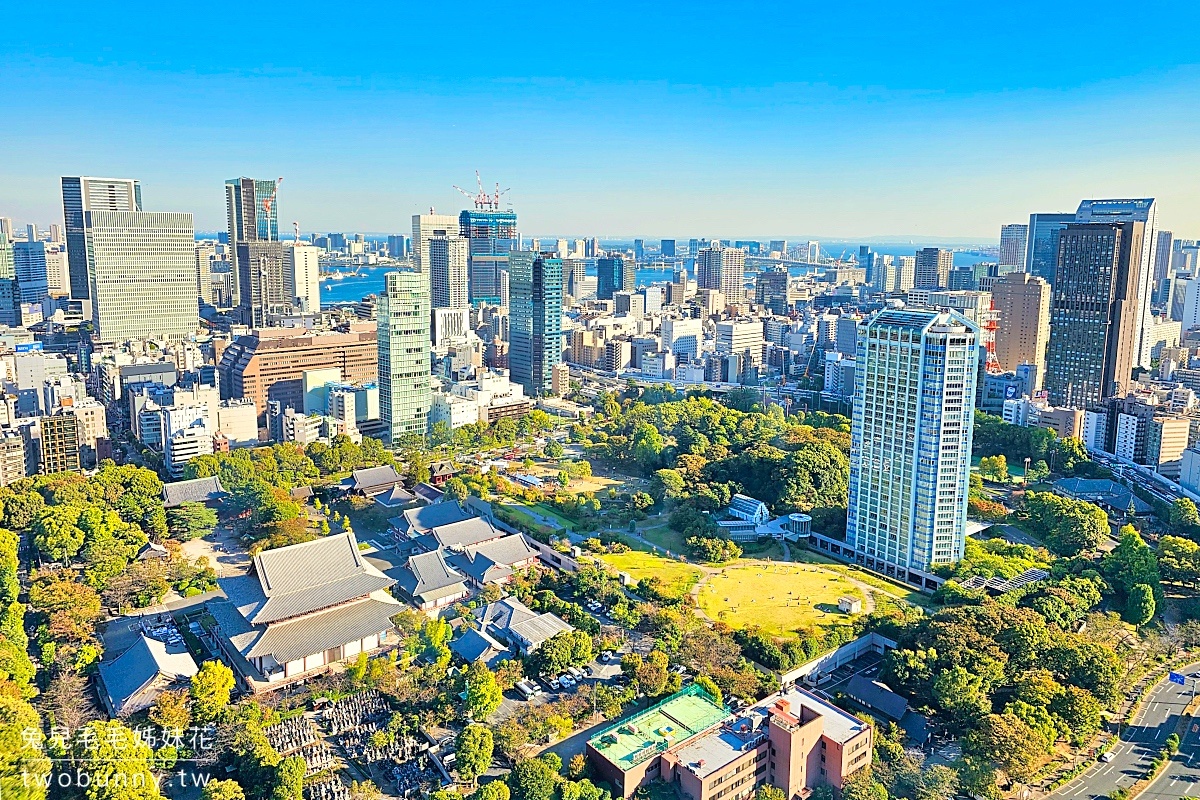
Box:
[476,782,510,800]
[1171,497,1200,533]
[32,505,85,564]
[444,477,469,504]
[455,724,495,785]
[1049,686,1104,746]
[167,502,219,541]
[272,755,305,800]
[841,767,888,800]
[964,713,1044,781]
[1159,535,1200,587]
[203,781,247,800]
[190,660,234,722]
[149,688,192,732]
[465,662,503,721]
[73,720,162,800]
[694,675,723,707]
[932,666,990,723]
[754,788,786,800]
[508,757,558,800]
[1104,525,1162,605]
[1124,583,1156,626]
[544,439,565,459]
[979,455,1008,483]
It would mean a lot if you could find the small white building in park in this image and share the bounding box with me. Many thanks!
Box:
[727,493,770,525]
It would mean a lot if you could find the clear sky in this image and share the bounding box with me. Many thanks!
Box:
[3,0,1199,240]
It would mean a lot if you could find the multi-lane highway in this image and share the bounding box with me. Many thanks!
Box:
[1053,663,1200,800]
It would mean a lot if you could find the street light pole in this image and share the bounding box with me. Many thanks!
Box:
[1024,457,1031,486]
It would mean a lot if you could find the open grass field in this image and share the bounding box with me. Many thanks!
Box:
[636,522,689,554]
[788,549,933,608]
[597,550,703,600]
[697,562,864,636]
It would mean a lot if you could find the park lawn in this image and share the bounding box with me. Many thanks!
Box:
[789,549,933,609]
[527,502,578,530]
[598,550,703,600]
[698,562,864,636]
[637,523,690,555]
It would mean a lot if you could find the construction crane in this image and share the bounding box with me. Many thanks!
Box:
[262,177,283,216]
[452,171,511,211]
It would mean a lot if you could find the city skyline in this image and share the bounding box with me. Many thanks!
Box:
[3,2,1200,237]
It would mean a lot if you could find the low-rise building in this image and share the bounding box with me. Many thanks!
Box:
[587,684,872,799]
[475,596,574,655]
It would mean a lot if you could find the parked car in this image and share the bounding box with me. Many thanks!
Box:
[560,674,576,688]
[583,665,595,676]
[548,677,561,691]
[600,651,614,663]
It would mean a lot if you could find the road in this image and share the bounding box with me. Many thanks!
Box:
[1142,707,1200,800]
[1053,663,1200,800]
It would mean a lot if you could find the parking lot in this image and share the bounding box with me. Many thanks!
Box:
[495,650,626,720]
[812,651,884,695]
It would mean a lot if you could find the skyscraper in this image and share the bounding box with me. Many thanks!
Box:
[13,228,49,319]
[459,208,517,302]
[284,244,322,312]
[0,234,16,326]
[660,239,676,258]
[411,213,458,273]
[1044,221,1146,408]
[597,256,625,301]
[755,267,790,315]
[0,219,12,242]
[914,248,953,289]
[62,176,142,301]
[991,272,1051,387]
[1075,198,1157,369]
[697,242,746,303]
[226,177,284,326]
[84,209,197,342]
[429,235,469,310]
[847,309,977,579]
[386,234,408,259]
[378,270,431,442]
[999,224,1029,272]
[1025,212,1076,284]
[509,251,563,397]
[633,239,645,262]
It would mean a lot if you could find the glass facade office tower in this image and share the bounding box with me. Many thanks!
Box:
[226,177,284,326]
[0,234,16,326]
[61,176,142,301]
[660,239,676,258]
[459,209,517,306]
[1075,198,1157,370]
[597,255,628,301]
[999,224,1029,272]
[509,251,563,397]
[1025,213,1076,285]
[84,210,198,342]
[13,229,49,313]
[378,270,432,442]
[1044,221,1145,409]
[847,309,978,580]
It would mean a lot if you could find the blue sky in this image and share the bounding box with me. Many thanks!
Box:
[3,0,1199,240]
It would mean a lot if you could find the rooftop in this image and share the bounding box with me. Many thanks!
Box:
[162,475,229,508]
[588,685,730,770]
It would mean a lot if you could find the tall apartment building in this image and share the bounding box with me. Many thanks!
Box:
[1044,221,1146,409]
[196,243,215,305]
[62,176,142,302]
[509,251,563,397]
[914,247,953,289]
[378,270,432,442]
[386,234,407,259]
[227,177,285,327]
[992,272,1051,386]
[999,223,1029,271]
[697,242,746,303]
[587,683,871,800]
[429,235,469,309]
[0,428,26,486]
[847,309,977,583]
[217,324,378,423]
[755,267,789,315]
[82,208,198,342]
[283,244,321,312]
